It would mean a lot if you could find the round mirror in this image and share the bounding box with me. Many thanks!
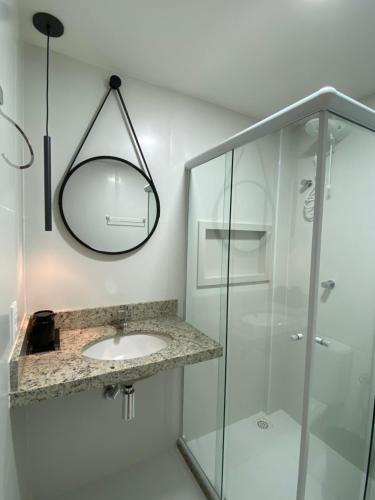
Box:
[59,156,160,254]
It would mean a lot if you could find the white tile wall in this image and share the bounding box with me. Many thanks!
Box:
[0,1,25,499]
[22,44,251,314]
[16,43,252,499]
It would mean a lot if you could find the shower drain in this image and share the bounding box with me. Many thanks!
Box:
[256,418,270,430]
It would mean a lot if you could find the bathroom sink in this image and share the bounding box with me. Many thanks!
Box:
[82,332,171,361]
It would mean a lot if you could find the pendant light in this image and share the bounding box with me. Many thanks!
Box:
[33,13,64,231]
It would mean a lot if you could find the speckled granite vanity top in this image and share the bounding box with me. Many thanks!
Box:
[10,300,222,407]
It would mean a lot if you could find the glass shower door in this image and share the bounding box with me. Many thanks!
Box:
[303,115,375,500]
[222,116,318,500]
[183,151,232,495]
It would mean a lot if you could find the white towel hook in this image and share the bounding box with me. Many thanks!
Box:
[0,85,34,170]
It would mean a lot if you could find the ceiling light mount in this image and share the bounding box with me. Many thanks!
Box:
[32,12,64,38]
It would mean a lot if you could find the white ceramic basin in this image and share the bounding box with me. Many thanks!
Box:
[82,332,170,361]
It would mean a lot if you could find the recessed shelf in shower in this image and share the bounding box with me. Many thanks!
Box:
[197,220,271,287]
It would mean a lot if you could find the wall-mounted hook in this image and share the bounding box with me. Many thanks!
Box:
[0,85,34,170]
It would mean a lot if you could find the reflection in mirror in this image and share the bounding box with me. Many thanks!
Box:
[59,156,159,254]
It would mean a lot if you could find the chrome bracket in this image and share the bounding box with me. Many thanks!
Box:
[103,384,121,400]
[290,332,304,341]
[315,336,330,347]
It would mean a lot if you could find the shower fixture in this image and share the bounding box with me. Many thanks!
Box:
[305,116,347,197]
[33,12,64,231]
[301,179,313,190]
[303,116,348,221]
[303,167,316,222]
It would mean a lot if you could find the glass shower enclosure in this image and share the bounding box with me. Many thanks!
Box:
[179,88,375,500]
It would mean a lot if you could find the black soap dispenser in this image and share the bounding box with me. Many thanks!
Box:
[29,310,56,352]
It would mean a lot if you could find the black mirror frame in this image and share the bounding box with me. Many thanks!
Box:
[58,155,161,255]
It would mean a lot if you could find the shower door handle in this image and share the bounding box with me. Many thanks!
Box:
[315,336,330,347]
[290,333,304,341]
[321,280,335,289]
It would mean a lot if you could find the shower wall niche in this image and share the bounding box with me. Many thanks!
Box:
[197,221,272,287]
[181,89,375,500]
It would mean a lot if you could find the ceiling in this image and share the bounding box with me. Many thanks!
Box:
[19,0,375,119]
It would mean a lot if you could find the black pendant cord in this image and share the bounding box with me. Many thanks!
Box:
[115,87,155,187]
[66,76,155,187]
[46,30,50,136]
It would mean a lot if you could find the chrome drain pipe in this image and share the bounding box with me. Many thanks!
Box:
[122,385,135,421]
[103,384,136,420]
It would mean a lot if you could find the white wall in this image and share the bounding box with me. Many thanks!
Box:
[15,43,251,500]
[0,0,25,498]
[22,43,251,314]
[12,371,182,500]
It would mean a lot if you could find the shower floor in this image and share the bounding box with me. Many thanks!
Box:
[187,409,364,500]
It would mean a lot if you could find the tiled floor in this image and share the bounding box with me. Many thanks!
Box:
[55,448,205,500]
[54,410,365,500]
[188,409,364,500]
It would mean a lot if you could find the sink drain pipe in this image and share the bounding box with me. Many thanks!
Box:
[103,384,135,421]
[122,385,135,420]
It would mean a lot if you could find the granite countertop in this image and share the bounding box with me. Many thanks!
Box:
[10,300,222,408]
